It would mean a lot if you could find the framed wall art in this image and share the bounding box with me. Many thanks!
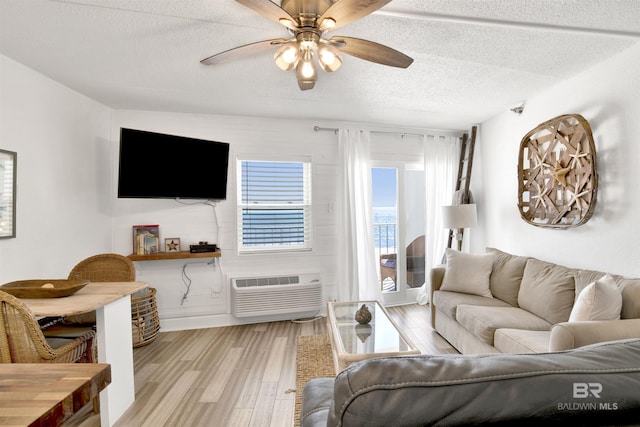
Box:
[0,149,16,239]
[517,114,598,229]
[165,238,180,252]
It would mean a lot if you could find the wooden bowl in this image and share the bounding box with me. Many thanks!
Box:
[0,279,89,298]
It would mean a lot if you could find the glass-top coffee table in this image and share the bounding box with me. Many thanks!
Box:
[326,300,420,372]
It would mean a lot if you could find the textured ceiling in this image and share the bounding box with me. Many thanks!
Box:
[1,0,639,130]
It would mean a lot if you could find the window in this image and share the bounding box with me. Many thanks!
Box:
[237,158,312,252]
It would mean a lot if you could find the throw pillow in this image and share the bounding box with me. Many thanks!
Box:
[518,258,575,325]
[569,274,622,322]
[486,247,529,307]
[440,249,494,298]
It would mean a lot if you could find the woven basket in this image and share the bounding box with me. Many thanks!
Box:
[131,287,160,347]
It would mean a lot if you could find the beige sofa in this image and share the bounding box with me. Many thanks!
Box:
[430,248,640,354]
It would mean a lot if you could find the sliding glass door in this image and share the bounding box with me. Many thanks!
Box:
[372,163,425,305]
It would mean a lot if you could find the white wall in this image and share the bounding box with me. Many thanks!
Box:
[473,42,640,277]
[111,110,340,329]
[0,55,113,282]
[109,117,440,329]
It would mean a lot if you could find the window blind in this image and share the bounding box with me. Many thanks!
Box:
[0,159,14,237]
[238,160,312,251]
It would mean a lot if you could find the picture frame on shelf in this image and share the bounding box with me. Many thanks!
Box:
[165,238,180,253]
[132,225,159,255]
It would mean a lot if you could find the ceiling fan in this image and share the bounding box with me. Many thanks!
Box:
[200,0,413,90]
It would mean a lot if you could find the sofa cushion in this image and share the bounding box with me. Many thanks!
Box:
[486,247,529,306]
[518,258,575,324]
[494,329,550,353]
[433,290,512,321]
[617,277,640,319]
[456,305,552,345]
[573,268,608,297]
[569,274,622,322]
[440,249,494,298]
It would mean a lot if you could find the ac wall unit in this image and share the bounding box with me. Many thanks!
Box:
[231,273,322,318]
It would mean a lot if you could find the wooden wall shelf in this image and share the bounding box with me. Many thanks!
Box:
[127,250,221,261]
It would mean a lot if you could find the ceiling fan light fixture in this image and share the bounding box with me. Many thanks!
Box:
[297,53,317,79]
[297,79,316,91]
[274,43,300,71]
[278,17,298,30]
[296,49,317,90]
[318,44,342,72]
[318,17,336,31]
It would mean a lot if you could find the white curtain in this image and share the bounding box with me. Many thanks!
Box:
[337,129,382,302]
[416,135,461,305]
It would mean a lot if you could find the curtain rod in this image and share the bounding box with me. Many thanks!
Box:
[313,126,430,138]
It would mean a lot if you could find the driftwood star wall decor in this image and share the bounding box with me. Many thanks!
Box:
[518,114,598,228]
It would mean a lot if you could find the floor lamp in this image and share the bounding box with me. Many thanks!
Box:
[442,203,478,252]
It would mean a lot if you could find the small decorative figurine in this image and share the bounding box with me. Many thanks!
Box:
[355,304,372,325]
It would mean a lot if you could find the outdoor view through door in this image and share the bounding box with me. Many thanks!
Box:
[372,166,426,304]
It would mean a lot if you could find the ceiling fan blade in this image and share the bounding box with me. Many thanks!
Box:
[319,0,391,31]
[200,39,288,65]
[331,36,413,68]
[235,0,299,30]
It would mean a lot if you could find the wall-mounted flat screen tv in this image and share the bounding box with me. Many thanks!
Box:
[118,128,230,200]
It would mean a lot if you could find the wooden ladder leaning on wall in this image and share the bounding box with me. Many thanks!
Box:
[446,125,478,251]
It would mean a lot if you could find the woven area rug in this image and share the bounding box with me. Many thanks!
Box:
[294,335,335,427]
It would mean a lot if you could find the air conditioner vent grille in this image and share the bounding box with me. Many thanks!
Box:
[231,274,322,318]
[234,276,300,288]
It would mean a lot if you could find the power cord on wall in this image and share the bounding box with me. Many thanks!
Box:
[180,258,217,305]
[175,198,218,218]
[175,198,224,304]
[180,263,192,305]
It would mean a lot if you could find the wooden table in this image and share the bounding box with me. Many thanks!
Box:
[0,363,111,427]
[20,281,148,427]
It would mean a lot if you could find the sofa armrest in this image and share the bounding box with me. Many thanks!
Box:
[549,318,640,352]
[429,265,446,327]
[430,265,446,292]
[301,378,334,427]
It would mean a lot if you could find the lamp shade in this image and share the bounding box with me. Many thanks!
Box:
[442,204,478,229]
[274,43,300,71]
[318,44,342,72]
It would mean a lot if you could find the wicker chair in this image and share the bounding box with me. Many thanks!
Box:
[68,253,137,283]
[44,253,160,348]
[0,290,96,363]
[56,253,136,326]
[379,235,426,289]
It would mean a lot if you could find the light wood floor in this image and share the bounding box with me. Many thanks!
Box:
[66,304,456,427]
